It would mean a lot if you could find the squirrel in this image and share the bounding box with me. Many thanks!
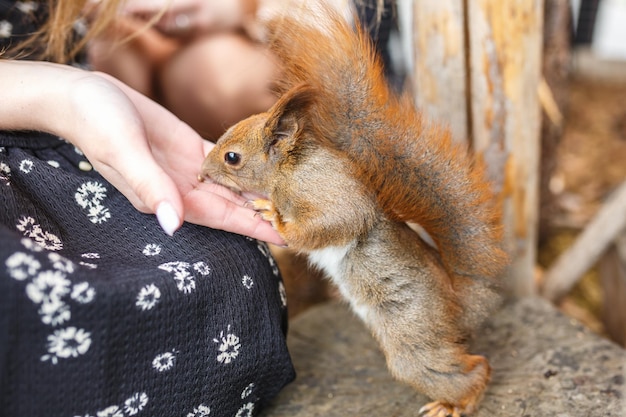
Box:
[199,4,509,417]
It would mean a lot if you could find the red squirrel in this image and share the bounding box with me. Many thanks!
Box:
[200,5,508,416]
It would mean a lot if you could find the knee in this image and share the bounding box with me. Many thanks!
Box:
[158,33,278,139]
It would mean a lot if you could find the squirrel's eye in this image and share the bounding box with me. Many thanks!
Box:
[224,152,241,165]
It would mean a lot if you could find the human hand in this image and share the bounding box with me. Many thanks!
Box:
[0,60,284,244]
[122,0,257,37]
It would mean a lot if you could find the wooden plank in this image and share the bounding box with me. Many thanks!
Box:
[539,0,571,244]
[542,180,626,301]
[412,0,468,144]
[467,0,544,295]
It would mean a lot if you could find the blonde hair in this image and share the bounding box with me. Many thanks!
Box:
[6,0,125,63]
[6,0,389,63]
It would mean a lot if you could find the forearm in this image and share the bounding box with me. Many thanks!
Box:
[0,60,82,136]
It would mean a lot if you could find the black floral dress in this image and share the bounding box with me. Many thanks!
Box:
[0,2,294,417]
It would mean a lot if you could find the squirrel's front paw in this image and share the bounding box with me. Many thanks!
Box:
[419,401,466,417]
[247,199,278,224]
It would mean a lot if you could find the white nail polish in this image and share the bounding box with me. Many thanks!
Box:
[156,201,180,236]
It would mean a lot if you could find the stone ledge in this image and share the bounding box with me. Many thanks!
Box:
[262,297,625,416]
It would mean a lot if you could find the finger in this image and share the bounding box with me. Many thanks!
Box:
[202,140,215,156]
[183,187,285,246]
[195,179,248,204]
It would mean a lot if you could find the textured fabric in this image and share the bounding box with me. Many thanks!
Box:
[2,3,294,416]
[0,131,294,417]
[0,0,49,59]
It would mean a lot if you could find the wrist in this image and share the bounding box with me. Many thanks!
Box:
[0,60,80,135]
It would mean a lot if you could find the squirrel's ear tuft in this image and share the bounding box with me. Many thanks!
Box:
[264,84,317,142]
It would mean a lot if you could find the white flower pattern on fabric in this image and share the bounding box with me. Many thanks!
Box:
[49,252,75,273]
[158,262,195,294]
[18,159,34,173]
[7,240,96,364]
[213,325,241,364]
[39,300,71,326]
[38,230,63,251]
[174,272,195,294]
[193,261,211,276]
[0,20,12,38]
[158,261,211,294]
[79,392,148,417]
[15,1,39,13]
[124,392,149,416]
[96,405,123,417]
[71,282,96,304]
[0,161,10,185]
[80,252,100,269]
[235,402,255,417]
[242,275,254,290]
[20,237,43,252]
[41,326,91,364]
[5,252,41,281]
[278,282,287,308]
[152,351,176,372]
[25,270,71,305]
[187,404,211,417]
[79,262,98,270]
[75,181,111,224]
[241,383,255,399]
[136,284,161,311]
[257,242,279,276]
[16,216,63,251]
[142,244,161,256]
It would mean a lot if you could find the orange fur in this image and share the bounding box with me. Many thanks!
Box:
[200,6,510,416]
[266,9,508,285]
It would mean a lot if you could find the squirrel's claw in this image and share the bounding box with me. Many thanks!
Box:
[246,199,278,225]
[246,198,272,212]
[419,401,464,417]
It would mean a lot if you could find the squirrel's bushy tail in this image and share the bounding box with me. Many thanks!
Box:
[265,3,508,302]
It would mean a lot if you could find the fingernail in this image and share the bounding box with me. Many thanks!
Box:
[156,201,180,236]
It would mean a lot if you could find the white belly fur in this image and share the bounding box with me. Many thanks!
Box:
[307,241,370,321]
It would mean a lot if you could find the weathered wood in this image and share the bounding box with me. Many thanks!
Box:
[542,180,626,301]
[412,0,545,295]
[600,230,626,347]
[467,0,544,296]
[538,0,571,244]
[262,298,625,416]
[412,0,468,143]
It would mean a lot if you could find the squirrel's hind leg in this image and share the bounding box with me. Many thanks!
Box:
[372,308,489,416]
[384,347,489,417]
[418,401,463,417]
